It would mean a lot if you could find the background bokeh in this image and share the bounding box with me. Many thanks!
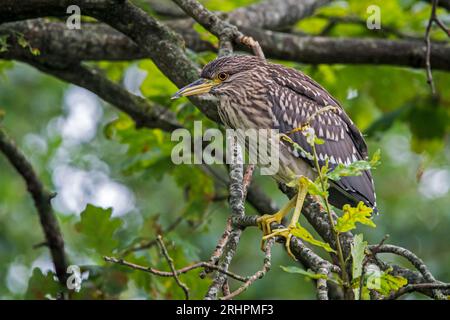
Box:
[0,0,449,299]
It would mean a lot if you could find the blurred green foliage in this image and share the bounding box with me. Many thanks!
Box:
[0,0,449,300]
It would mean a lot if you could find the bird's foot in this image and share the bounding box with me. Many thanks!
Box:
[257,211,284,237]
[257,212,296,260]
[262,227,296,260]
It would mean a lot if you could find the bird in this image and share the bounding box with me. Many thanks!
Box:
[172,55,377,257]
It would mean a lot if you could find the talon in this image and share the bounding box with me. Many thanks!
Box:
[257,213,284,251]
[256,177,310,261]
[257,213,283,235]
[261,227,297,260]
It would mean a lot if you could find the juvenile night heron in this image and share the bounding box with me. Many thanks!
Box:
[172,55,377,256]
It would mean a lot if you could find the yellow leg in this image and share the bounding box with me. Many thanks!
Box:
[257,196,296,238]
[257,196,296,253]
[260,177,309,259]
[288,176,309,228]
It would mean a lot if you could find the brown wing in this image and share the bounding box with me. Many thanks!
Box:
[268,64,377,212]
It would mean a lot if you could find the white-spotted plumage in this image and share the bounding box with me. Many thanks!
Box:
[201,55,378,213]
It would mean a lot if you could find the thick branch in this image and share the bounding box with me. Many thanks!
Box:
[239,28,450,71]
[370,244,440,283]
[386,283,450,300]
[3,20,449,71]
[0,128,68,284]
[0,0,221,122]
[228,0,334,30]
[24,61,181,132]
[0,20,215,64]
[0,0,115,23]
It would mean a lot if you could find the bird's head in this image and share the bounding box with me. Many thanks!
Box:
[171,55,265,99]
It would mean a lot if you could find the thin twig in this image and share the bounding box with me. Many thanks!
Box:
[222,280,231,296]
[200,216,233,279]
[238,35,265,59]
[310,136,350,295]
[104,256,248,282]
[221,238,274,300]
[242,164,255,198]
[425,0,437,95]
[156,235,190,299]
[206,217,233,267]
[424,0,450,96]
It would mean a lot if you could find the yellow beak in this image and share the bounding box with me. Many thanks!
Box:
[171,78,218,99]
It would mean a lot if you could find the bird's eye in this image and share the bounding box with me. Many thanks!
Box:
[217,72,229,81]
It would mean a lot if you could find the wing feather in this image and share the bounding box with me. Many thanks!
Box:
[267,65,377,211]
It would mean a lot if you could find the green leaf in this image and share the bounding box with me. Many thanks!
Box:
[327,161,371,181]
[369,149,381,167]
[17,34,28,48]
[379,273,408,296]
[30,47,40,56]
[291,223,336,253]
[25,268,62,300]
[280,266,328,280]
[307,178,328,198]
[327,150,381,181]
[75,205,123,255]
[0,35,9,53]
[15,32,40,56]
[335,202,376,233]
[280,134,314,161]
[366,268,408,296]
[351,234,368,299]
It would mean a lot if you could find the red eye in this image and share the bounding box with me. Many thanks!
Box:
[218,72,229,81]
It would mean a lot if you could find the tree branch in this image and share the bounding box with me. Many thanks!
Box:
[385,283,450,300]
[103,256,249,282]
[23,61,181,132]
[204,140,246,300]
[239,27,450,71]
[156,235,190,299]
[3,20,450,71]
[369,243,448,299]
[221,238,274,300]
[0,127,68,285]
[228,0,334,30]
[0,19,214,63]
[171,0,264,58]
[424,0,450,95]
